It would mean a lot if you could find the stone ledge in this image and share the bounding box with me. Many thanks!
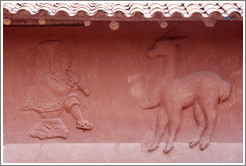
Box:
[3,143,243,163]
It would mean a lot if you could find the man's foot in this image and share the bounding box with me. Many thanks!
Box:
[76,120,94,130]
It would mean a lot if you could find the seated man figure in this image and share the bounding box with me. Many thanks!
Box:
[24,40,94,139]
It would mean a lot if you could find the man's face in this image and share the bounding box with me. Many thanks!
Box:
[59,52,72,72]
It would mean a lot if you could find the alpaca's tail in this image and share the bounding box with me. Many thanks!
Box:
[219,80,232,103]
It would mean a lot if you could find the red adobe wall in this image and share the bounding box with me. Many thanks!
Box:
[3,20,243,146]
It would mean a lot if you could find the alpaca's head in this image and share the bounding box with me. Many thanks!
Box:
[146,37,189,59]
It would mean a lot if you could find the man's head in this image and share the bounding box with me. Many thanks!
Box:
[34,40,73,73]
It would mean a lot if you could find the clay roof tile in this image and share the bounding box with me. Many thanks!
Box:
[3,2,243,21]
[236,3,243,9]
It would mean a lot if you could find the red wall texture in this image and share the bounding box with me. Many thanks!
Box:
[3,21,243,146]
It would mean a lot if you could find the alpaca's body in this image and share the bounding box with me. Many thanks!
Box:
[161,71,230,109]
[141,37,232,153]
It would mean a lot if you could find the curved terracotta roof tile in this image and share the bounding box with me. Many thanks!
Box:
[111,6,128,16]
[236,3,243,9]
[149,9,164,17]
[186,4,202,12]
[169,8,183,16]
[222,3,238,11]
[75,5,90,13]
[206,8,221,15]
[226,8,242,15]
[167,3,181,9]
[203,4,219,11]
[148,3,164,9]
[200,3,217,8]
[3,2,243,19]
[187,8,203,16]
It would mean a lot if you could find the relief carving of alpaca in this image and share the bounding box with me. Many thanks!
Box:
[141,37,232,153]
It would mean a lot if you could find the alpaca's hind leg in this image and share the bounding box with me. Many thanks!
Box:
[163,109,182,153]
[189,100,206,148]
[199,101,217,151]
[148,107,168,151]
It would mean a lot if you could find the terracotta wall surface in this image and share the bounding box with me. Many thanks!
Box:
[3,21,243,145]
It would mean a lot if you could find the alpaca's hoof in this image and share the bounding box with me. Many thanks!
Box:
[189,139,199,148]
[148,143,159,152]
[163,145,173,154]
[199,142,209,151]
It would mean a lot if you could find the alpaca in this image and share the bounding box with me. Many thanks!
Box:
[141,37,232,153]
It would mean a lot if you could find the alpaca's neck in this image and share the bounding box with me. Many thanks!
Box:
[164,49,176,83]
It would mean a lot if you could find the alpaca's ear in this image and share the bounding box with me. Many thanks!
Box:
[165,28,176,38]
[158,28,176,40]
[172,37,189,45]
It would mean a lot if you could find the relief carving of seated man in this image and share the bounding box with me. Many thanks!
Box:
[24,40,94,139]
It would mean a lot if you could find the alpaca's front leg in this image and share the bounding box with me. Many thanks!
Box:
[163,108,182,154]
[148,107,168,151]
